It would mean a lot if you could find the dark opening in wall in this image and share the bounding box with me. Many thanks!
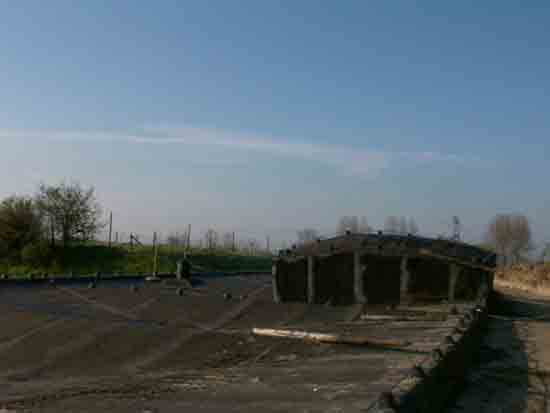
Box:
[362,254,401,305]
[316,253,355,305]
[276,259,307,302]
[455,267,485,300]
[408,257,449,301]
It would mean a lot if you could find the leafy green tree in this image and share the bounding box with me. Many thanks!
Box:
[0,196,43,260]
[36,182,104,247]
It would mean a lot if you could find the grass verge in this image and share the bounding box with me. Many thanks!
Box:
[0,244,272,277]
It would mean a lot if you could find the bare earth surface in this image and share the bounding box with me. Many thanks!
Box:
[445,286,550,412]
[0,275,462,413]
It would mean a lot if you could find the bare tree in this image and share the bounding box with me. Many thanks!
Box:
[297,228,318,245]
[398,217,408,235]
[204,228,218,250]
[248,238,260,255]
[167,232,187,247]
[237,239,249,253]
[35,182,103,247]
[238,238,259,255]
[540,243,550,263]
[384,216,400,234]
[487,214,532,266]
[359,216,372,233]
[222,232,234,250]
[408,217,419,235]
[337,216,359,234]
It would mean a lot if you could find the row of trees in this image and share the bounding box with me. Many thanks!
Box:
[0,182,539,266]
[337,216,372,234]
[203,229,267,255]
[337,215,420,235]
[0,183,103,263]
[167,229,268,255]
[296,216,421,246]
[383,216,419,235]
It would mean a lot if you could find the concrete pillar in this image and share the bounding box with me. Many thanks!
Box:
[176,261,183,279]
[400,256,410,302]
[307,256,315,304]
[449,264,460,302]
[272,263,281,303]
[476,271,489,301]
[353,252,367,303]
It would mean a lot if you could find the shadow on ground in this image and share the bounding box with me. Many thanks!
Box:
[445,290,550,412]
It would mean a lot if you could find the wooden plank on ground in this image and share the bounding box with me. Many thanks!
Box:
[252,328,411,348]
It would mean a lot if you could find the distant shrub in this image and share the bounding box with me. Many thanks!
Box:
[21,242,52,266]
[0,240,8,260]
[0,196,43,260]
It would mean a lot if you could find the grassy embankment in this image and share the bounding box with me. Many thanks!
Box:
[495,263,550,296]
[0,244,272,277]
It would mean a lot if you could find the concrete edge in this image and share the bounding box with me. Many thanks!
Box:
[368,295,489,412]
[0,270,272,287]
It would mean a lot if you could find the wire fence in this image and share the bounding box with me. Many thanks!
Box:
[95,228,275,256]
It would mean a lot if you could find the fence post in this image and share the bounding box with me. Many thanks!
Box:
[108,212,113,248]
[153,232,158,275]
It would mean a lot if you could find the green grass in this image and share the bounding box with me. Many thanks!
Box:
[0,244,273,277]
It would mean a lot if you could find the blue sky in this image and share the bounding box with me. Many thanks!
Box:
[1,1,549,247]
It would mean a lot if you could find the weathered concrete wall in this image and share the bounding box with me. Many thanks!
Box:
[369,288,490,412]
[354,252,367,304]
[275,258,308,302]
[314,253,355,305]
[276,255,492,306]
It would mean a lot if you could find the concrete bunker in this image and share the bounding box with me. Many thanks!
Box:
[273,233,496,306]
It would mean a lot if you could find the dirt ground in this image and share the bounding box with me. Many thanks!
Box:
[0,274,462,412]
[495,263,550,296]
[445,286,550,412]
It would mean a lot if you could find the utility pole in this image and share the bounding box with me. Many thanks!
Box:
[108,211,113,248]
[266,236,270,253]
[232,231,236,252]
[153,232,158,275]
[187,224,192,250]
[452,216,461,241]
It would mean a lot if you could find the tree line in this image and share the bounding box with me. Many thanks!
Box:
[166,229,268,255]
[296,215,421,245]
[0,182,103,265]
[0,181,539,268]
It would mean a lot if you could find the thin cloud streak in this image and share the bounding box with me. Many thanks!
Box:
[0,127,474,177]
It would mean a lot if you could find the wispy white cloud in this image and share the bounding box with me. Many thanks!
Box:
[0,126,473,177]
